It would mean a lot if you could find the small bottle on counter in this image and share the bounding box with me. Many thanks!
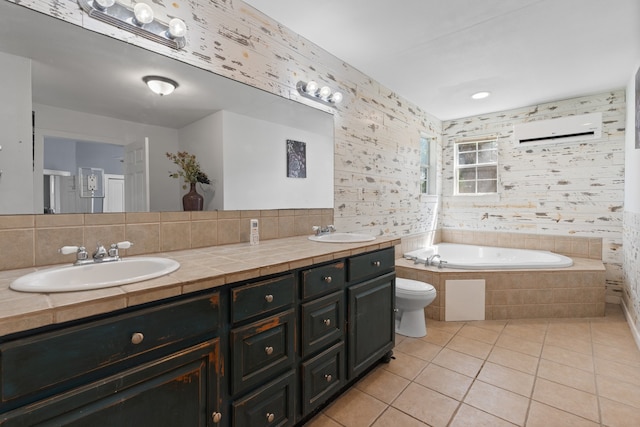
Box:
[250,219,259,245]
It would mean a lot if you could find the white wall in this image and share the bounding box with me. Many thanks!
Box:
[180,110,334,210]
[0,52,33,214]
[33,104,181,212]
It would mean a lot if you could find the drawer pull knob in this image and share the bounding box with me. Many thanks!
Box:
[323,318,331,327]
[323,276,332,283]
[372,261,381,267]
[266,413,275,423]
[265,294,274,303]
[325,374,333,382]
[265,346,274,355]
[212,412,222,423]
[131,332,144,345]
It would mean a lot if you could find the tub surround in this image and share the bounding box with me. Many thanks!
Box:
[0,235,400,337]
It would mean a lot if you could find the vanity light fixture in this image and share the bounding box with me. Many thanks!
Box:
[77,0,187,49]
[143,76,178,96]
[297,80,343,107]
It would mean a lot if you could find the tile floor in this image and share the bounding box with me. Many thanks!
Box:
[305,304,640,427]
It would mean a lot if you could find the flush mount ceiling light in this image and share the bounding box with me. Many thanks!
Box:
[296,81,343,107]
[143,76,178,96]
[77,0,187,49]
[471,91,491,100]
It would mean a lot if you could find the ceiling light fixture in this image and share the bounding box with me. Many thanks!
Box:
[143,76,178,96]
[297,80,343,107]
[471,91,491,100]
[77,0,187,49]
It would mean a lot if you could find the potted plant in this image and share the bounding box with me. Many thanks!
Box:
[166,151,210,211]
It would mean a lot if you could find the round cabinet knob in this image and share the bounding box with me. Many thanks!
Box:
[323,276,332,283]
[372,261,381,267]
[265,294,274,303]
[323,318,331,327]
[131,332,144,345]
[325,374,333,382]
[266,413,275,423]
[212,412,222,423]
[265,346,274,355]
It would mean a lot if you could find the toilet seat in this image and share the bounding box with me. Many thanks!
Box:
[396,278,435,296]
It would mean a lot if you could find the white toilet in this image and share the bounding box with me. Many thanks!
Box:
[395,278,437,338]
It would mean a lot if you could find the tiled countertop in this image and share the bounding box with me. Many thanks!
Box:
[0,236,400,337]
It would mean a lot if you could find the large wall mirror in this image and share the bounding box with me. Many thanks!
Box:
[0,1,334,215]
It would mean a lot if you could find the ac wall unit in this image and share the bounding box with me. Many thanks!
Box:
[513,112,602,146]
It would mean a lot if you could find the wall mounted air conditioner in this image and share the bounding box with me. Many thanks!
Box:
[513,112,602,146]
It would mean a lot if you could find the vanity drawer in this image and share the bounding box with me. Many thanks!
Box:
[301,262,345,299]
[232,370,296,427]
[348,248,395,283]
[0,291,220,405]
[230,309,295,396]
[300,342,345,416]
[300,291,343,357]
[231,274,295,324]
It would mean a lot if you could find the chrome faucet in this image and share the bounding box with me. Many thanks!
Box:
[60,241,132,266]
[312,225,336,235]
[426,254,441,266]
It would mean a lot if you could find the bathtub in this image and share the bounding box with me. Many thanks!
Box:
[404,243,573,270]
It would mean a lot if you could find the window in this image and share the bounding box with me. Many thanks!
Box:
[454,139,498,194]
[420,135,436,195]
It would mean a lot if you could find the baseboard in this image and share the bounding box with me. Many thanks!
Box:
[621,298,640,351]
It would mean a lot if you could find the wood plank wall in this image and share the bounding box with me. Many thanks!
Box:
[442,91,626,302]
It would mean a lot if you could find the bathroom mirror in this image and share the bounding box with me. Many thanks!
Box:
[0,1,334,214]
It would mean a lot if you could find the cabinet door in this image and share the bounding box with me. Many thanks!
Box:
[232,370,296,427]
[347,272,395,380]
[300,291,343,357]
[0,340,223,427]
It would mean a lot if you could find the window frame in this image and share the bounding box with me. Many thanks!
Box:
[453,137,498,195]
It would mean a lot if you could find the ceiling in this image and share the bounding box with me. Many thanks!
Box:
[244,0,640,120]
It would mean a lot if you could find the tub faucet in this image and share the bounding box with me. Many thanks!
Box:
[426,254,441,266]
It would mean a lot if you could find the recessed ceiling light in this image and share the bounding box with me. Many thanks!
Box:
[471,91,491,100]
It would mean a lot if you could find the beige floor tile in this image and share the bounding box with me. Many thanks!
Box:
[597,374,640,409]
[382,350,429,380]
[593,342,640,368]
[495,333,543,358]
[591,327,636,348]
[544,332,592,355]
[466,319,507,334]
[432,348,484,378]
[371,407,429,427]
[395,337,443,361]
[477,362,535,397]
[594,357,640,385]
[355,367,410,404]
[305,413,343,427]
[487,346,539,375]
[532,378,599,422]
[591,321,635,339]
[541,344,594,372]
[324,388,387,427]
[457,324,500,344]
[392,383,459,427]
[414,363,473,400]
[420,327,454,346]
[546,321,592,338]
[600,397,640,427]
[446,335,493,360]
[503,321,548,344]
[464,380,529,426]
[525,401,599,427]
[537,359,596,394]
[450,403,517,427]
[428,320,464,334]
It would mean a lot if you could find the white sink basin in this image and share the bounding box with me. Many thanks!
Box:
[308,233,376,243]
[10,257,180,293]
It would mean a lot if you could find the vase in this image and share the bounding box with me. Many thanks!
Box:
[182,183,204,211]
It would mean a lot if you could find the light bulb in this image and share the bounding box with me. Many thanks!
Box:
[330,92,343,104]
[133,2,154,25]
[471,91,490,100]
[319,86,332,100]
[168,18,187,38]
[94,0,115,10]
[304,81,318,95]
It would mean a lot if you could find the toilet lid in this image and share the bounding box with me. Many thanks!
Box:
[396,278,435,295]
